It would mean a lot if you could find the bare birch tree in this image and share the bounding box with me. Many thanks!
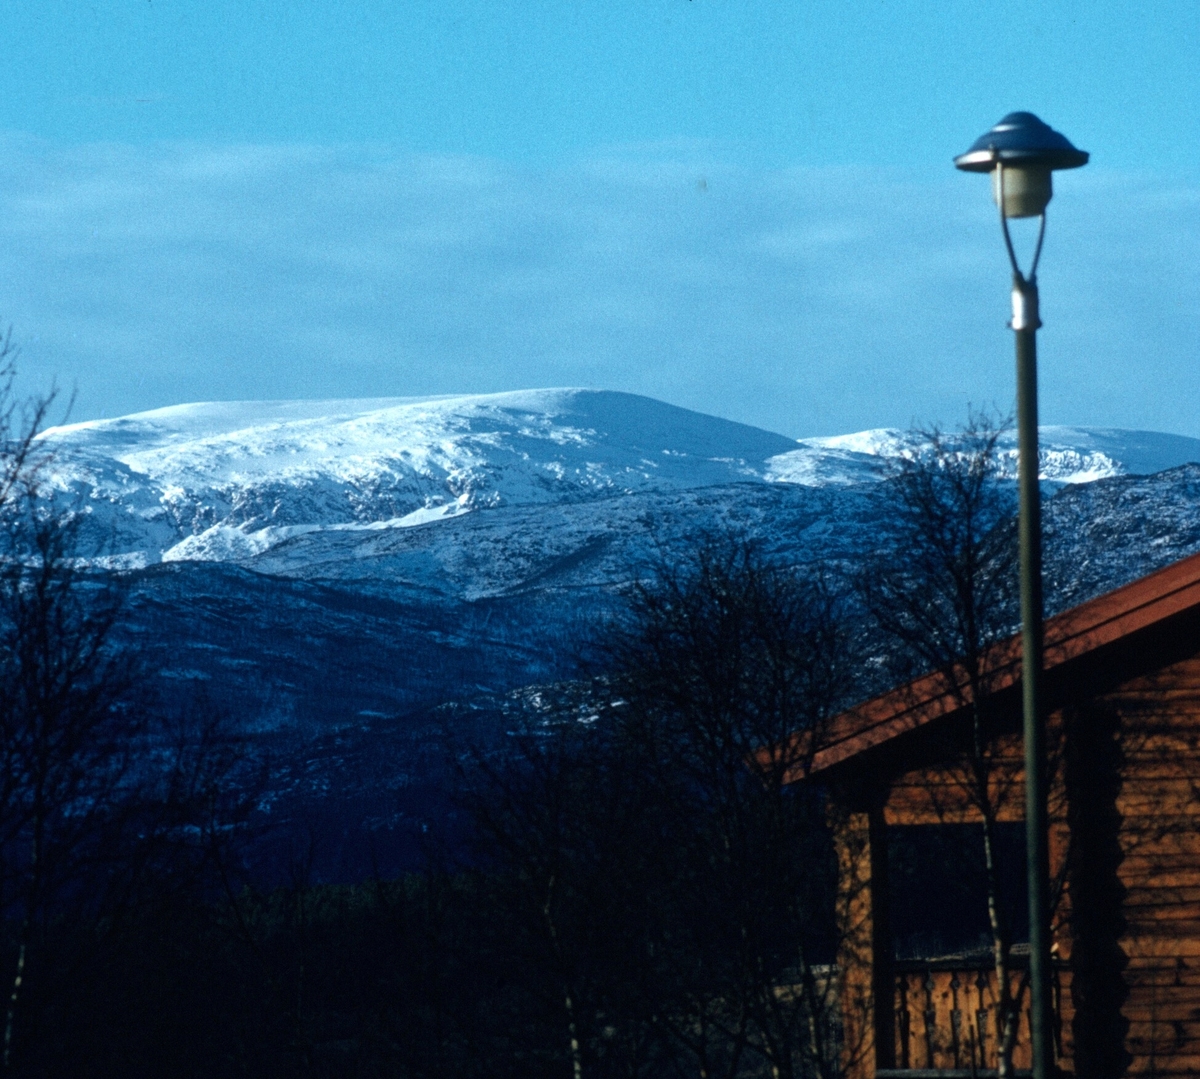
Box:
[0,339,143,1071]
[463,537,853,1079]
[856,412,1044,1078]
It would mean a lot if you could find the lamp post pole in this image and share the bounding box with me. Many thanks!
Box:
[1013,271,1053,1079]
[956,112,1088,1079]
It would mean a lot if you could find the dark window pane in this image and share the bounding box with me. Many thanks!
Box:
[887,823,1029,961]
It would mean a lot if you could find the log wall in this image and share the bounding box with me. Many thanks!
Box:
[1100,654,1200,1077]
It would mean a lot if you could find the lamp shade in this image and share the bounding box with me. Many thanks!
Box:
[954,112,1088,173]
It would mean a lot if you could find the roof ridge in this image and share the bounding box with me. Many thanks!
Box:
[779,549,1200,781]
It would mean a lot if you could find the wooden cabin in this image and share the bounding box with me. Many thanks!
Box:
[788,551,1200,1078]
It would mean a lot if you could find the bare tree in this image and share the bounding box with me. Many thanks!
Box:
[0,341,143,1070]
[610,536,853,1079]
[460,537,853,1078]
[856,411,1045,1077]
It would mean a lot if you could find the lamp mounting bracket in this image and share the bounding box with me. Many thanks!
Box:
[996,161,1047,288]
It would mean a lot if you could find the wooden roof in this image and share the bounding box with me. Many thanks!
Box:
[778,550,1200,783]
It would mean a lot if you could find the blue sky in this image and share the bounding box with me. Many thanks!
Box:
[1,1,1198,437]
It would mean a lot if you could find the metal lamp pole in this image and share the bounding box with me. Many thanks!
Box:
[955,112,1088,1079]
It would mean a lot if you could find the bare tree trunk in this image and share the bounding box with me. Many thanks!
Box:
[796,955,838,1079]
[543,876,584,1079]
[980,811,1018,1078]
[562,989,583,1079]
[966,691,1022,1079]
[2,934,27,1071]
[4,805,41,1074]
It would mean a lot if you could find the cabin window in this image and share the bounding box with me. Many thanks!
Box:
[886,823,1029,961]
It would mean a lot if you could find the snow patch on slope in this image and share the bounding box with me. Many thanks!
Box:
[161,496,474,562]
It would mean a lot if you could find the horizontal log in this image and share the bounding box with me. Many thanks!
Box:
[1122,969,1200,988]
[1125,1062,1200,1071]
[1122,958,1198,970]
[1120,925,1200,943]
[1123,902,1200,921]
[1123,999,1200,1015]
[1120,882,1200,899]
[1119,843,1200,865]
[1124,1044,1200,1064]
[1121,735,1200,752]
[1118,938,1200,957]
[1119,771,1200,791]
[1122,894,1200,910]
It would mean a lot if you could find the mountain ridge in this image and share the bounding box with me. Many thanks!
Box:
[40,388,1200,572]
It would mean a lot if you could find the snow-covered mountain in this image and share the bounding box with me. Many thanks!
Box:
[42,388,1200,574]
[42,390,798,566]
[37,389,1200,878]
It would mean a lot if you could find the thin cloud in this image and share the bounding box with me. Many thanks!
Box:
[0,136,1195,438]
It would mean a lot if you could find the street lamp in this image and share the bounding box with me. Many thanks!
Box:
[955,112,1088,1079]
